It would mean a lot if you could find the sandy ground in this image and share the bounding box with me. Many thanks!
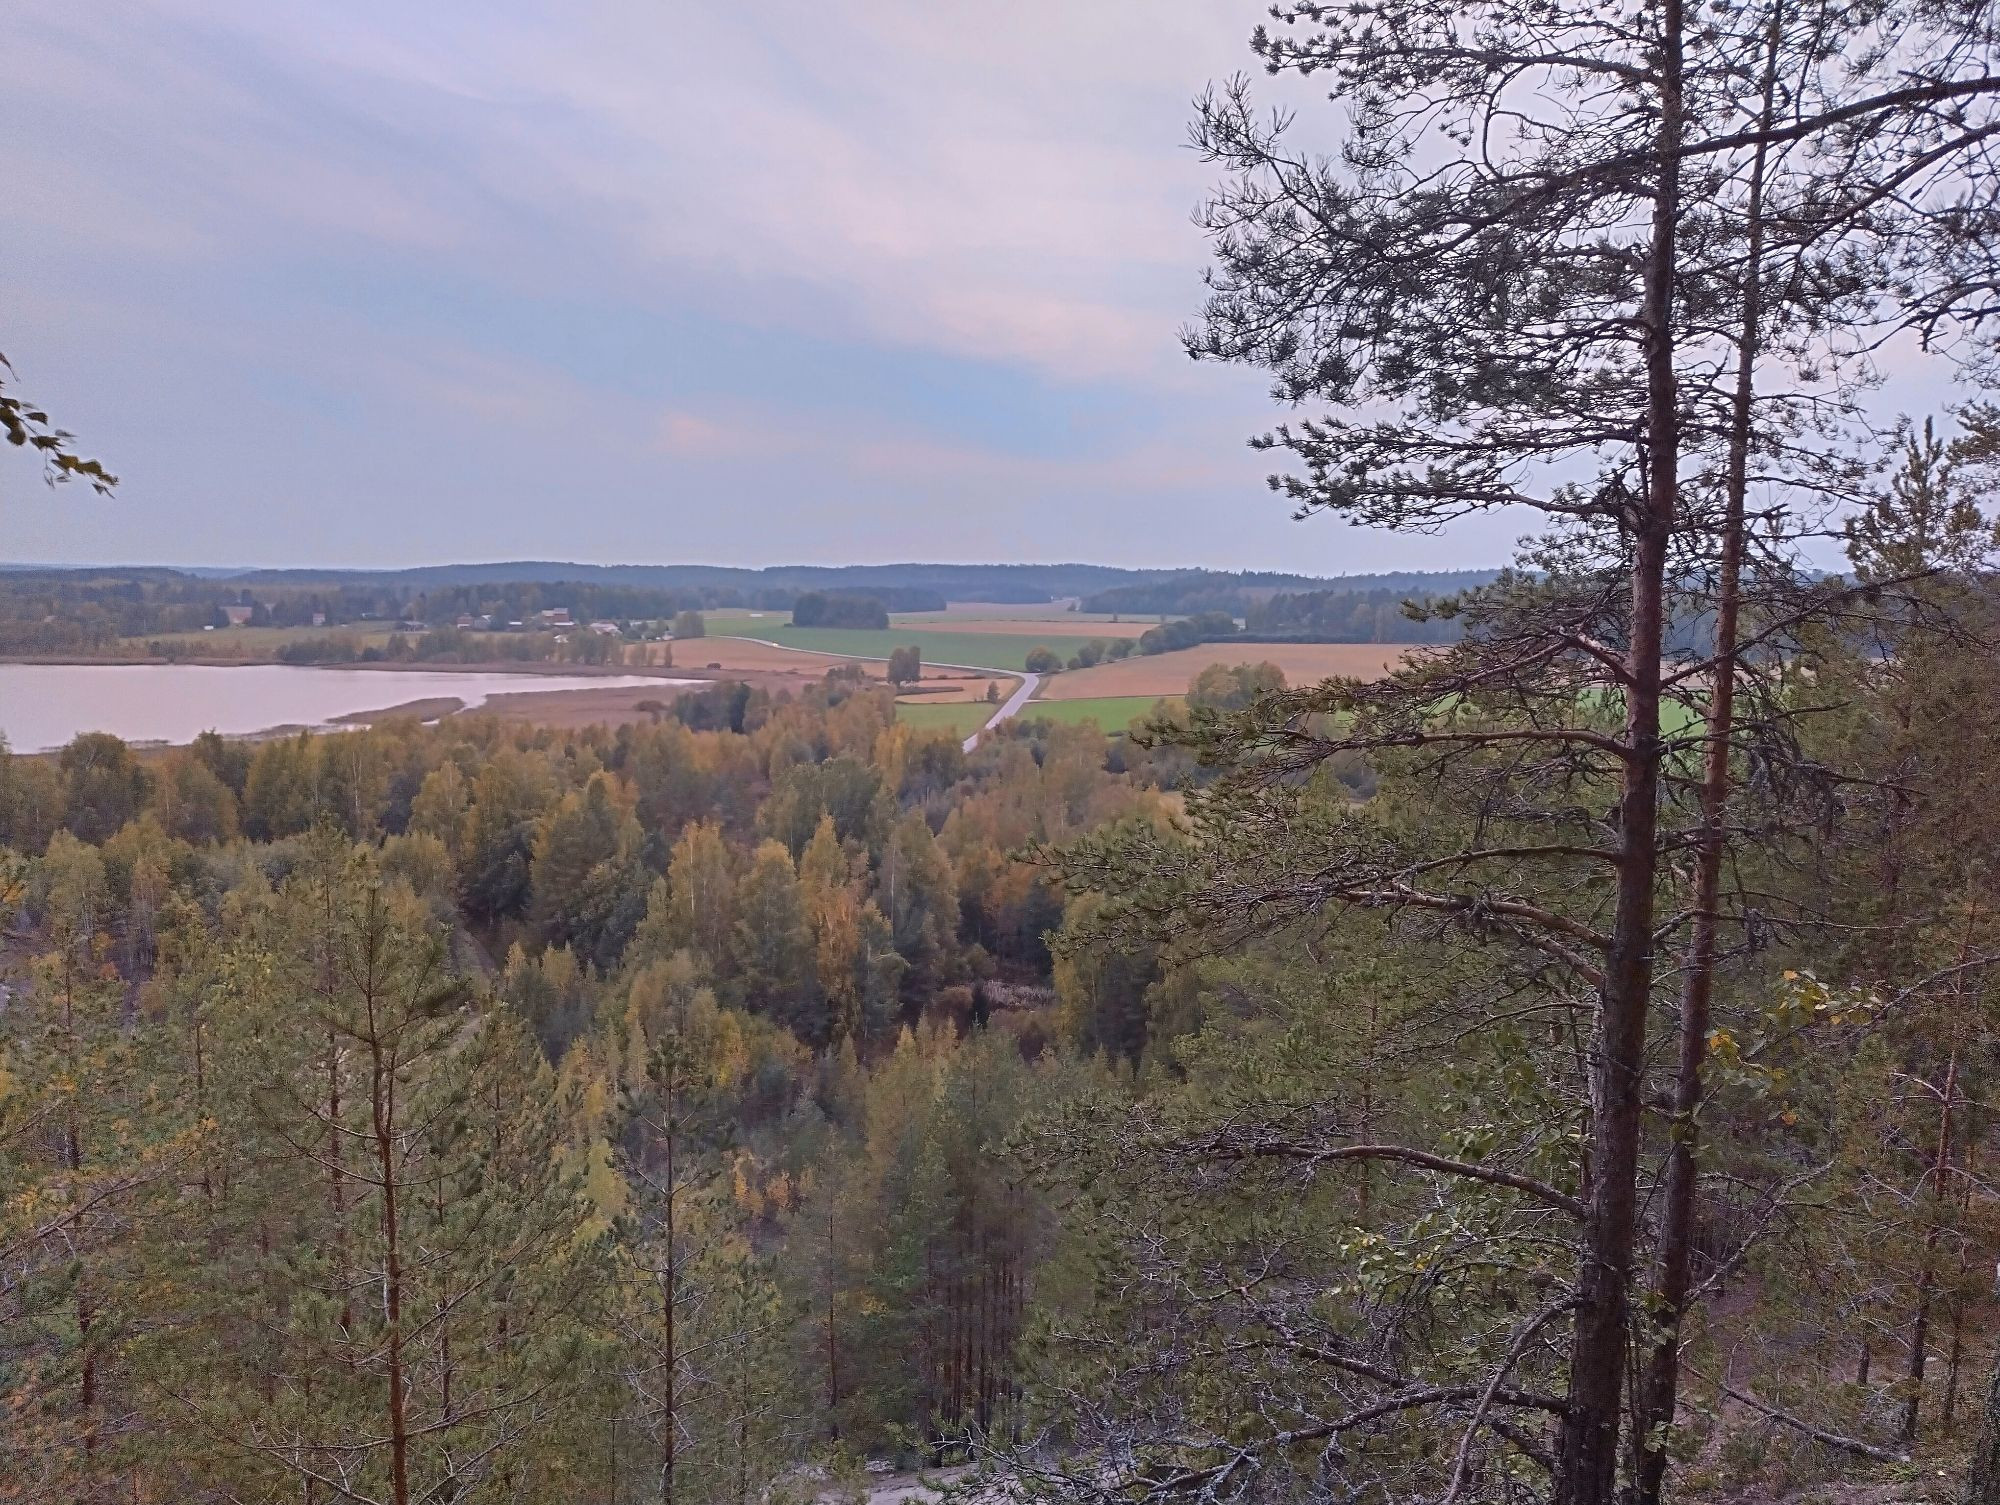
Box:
[1040,642,1423,700]
[331,696,467,725]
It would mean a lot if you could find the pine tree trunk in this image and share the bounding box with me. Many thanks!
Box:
[61,956,99,1481]
[1965,1352,2000,1503]
[662,1078,678,1505]
[1630,13,1782,1502]
[370,1030,413,1505]
[1946,1299,1966,1428]
[1902,1051,1959,1443]
[1553,0,1683,1493]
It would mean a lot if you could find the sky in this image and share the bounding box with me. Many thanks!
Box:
[0,3,1970,573]
[2,0,1514,573]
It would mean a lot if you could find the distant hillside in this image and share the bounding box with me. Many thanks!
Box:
[212,561,1503,608]
[1082,568,1501,618]
[226,560,1178,603]
[0,560,1688,660]
[0,562,1509,640]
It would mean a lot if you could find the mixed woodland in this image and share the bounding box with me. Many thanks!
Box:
[15,0,2000,1498]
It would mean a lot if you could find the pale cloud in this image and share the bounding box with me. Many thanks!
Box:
[654,409,765,460]
[648,397,1246,493]
[0,0,1527,572]
[11,0,1230,382]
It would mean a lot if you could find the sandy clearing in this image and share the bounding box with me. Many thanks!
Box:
[1039,642,1424,700]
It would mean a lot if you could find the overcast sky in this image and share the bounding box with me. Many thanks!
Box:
[0,2,1966,573]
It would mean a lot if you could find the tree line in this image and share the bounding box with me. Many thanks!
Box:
[0,573,942,656]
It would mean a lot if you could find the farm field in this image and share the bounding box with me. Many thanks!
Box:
[894,672,1017,702]
[704,621,1104,673]
[1041,641,1422,699]
[668,634,885,677]
[691,610,789,634]
[1017,695,1180,731]
[896,599,1169,622]
[894,700,994,735]
[888,614,1156,637]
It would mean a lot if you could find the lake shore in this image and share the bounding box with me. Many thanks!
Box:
[0,663,720,754]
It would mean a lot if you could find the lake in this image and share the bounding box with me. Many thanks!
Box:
[0,663,690,753]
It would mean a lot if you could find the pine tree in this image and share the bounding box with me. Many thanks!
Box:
[134,842,613,1504]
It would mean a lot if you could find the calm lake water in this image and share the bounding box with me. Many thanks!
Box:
[0,663,687,753]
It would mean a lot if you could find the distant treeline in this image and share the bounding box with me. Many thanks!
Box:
[225,559,1225,602]
[1082,568,1499,620]
[0,563,1508,655]
[0,568,937,652]
[1102,582,1491,651]
[791,591,891,629]
[1241,586,1469,644]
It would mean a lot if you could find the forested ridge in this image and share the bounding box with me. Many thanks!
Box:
[0,676,1167,1500]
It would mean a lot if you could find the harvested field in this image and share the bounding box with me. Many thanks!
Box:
[669,636,889,678]
[706,623,1102,672]
[1040,642,1422,700]
[691,636,1011,698]
[895,673,1017,703]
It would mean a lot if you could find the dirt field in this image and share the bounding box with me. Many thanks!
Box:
[668,636,888,677]
[688,637,1014,699]
[1039,642,1423,700]
[894,673,1017,703]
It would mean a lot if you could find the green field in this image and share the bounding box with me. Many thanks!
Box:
[895,701,994,735]
[695,611,790,633]
[1015,696,1180,732]
[705,621,1104,672]
[888,609,1151,625]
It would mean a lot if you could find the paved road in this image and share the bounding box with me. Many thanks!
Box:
[961,670,1040,753]
[712,635,1038,751]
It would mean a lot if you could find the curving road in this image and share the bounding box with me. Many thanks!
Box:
[961,670,1039,753]
[712,635,1037,751]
